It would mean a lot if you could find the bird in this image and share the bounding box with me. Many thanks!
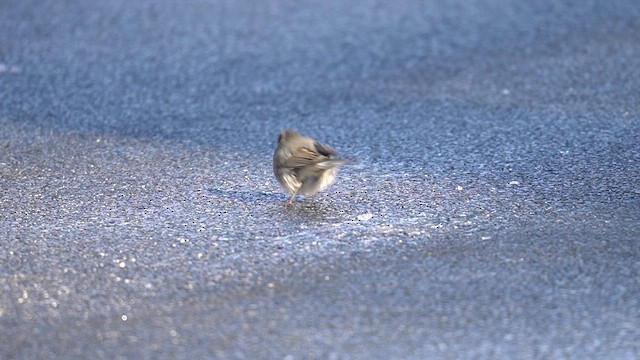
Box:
[273,130,350,206]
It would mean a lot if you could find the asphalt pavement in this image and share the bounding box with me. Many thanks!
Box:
[1,0,639,359]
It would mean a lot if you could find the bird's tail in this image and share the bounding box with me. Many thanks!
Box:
[315,159,352,169]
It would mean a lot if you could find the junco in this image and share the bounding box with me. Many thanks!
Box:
[273,130,350,206]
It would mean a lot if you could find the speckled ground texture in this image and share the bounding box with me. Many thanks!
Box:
[1,0,640,359]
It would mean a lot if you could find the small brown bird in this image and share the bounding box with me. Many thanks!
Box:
[273,130,350,206]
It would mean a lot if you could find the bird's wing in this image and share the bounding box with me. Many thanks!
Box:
[284,146,330,168]
[314,142,335,157]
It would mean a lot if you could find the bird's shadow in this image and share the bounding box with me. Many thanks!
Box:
[277,199,347,225]
[206,187,345,222]
[206,187,282,204]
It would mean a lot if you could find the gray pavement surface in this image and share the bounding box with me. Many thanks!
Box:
[1,0,640,359]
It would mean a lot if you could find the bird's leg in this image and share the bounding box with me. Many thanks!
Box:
[286,190,298,206]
